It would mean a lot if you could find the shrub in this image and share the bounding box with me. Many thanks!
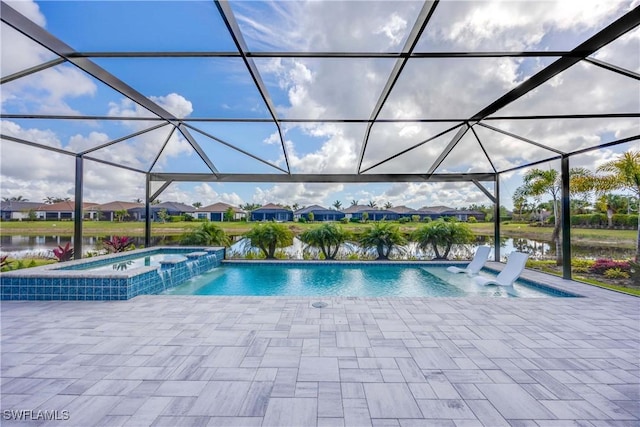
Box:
[349,218,360,223]
[244,223,294,259]
[411,215,420,223]
[169,215,183,222]
[571,259,594,273]
[412,219,475,260]
[340,217,350,224]
[589,259,631,275]
[103,236,135,253]
[467,216,477,223]
[180,222,230,246]
[422,217,432,223]
[52,242,74,262]
[298,216,307,223]
[398,217,411,223]
[603,268,630,279]
[300,224,350,260]
[359,222,406,260]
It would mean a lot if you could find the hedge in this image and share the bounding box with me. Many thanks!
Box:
[548,213,637,229]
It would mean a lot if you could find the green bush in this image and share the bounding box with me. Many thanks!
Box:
[349,218,361,223]
[604,268,630,279]
[398,217,411,223]
[299,223,350,260]
[244,223,294,259]
[341,217,350,224]
[411,215,420,223]
[359,222,406,260]
[180,222,230,246]
[571,259,594,273]
[422,217,432,223]
[412,219,474,260]
[298,216,307,223]
[467,216,477,223]
[169,215,183,222]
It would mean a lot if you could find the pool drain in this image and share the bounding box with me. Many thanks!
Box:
[311,301,328,308]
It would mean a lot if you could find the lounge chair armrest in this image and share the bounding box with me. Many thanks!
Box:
[446,266,467,274]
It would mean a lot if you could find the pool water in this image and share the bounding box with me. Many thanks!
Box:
[68,254,188,272]
[164,263,567,298]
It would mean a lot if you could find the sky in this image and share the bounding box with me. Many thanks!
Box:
[1,0,639,210]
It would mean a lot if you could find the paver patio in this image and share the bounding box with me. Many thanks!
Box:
[1,266,638,426]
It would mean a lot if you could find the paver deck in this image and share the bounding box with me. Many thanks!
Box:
[1,266,638,426]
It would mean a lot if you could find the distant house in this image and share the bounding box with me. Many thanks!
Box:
[413,206,485,222]
[294,205,345,222]
[341,205,399,221]
[87,201,143,221]
[198,202,246,221]
[388,205,415,216]
[0,201,42,220]
[341,205,370,219]
[36,201,99,220]
[129,201,196,221]
[250,203,293,222]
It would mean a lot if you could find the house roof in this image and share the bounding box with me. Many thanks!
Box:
[37,201,99,211]
[294,204,328,214]
[199,202,245,213]
[154,202,196,212]
[341,205,371,214]
[88,201,143,211]
[0,201,43,212]
[388,205,415,214]
[253,203,292,213]
[415,205,454,213]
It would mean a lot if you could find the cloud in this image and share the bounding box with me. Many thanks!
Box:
[252,183,344,207]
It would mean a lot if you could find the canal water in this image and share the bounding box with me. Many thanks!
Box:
[1,234,632,261]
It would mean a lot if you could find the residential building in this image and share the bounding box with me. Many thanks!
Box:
[294,205,345,221]
[0,201,42,220]
[87,201,143,221]
[250,203,293,222]
[198,202,246,221]
[36,201,99,220]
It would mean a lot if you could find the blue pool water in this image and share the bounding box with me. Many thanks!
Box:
[68,254,188,272]
[164,263,573,298]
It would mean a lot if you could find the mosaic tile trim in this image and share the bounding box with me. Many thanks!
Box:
[0,247,225,301]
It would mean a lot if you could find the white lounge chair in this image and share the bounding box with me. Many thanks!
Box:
[474,251,529,287]
[446,245,491,275]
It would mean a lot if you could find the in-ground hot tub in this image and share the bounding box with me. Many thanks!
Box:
[0,247,225,301]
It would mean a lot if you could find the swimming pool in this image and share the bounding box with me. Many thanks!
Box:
[164,262,577,298]
[63,254,189,272]
[1,247,225,301]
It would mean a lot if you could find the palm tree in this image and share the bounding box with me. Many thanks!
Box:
[367,200,377,208]
[244,223,294,259]
[192,202,203,209]
[384,202,393,209]
[359,222,406,260]
[413,219,474,260]
[300,224,350,260]
[333,200,342,210]
[181,222,231,246]
[592,151,640,261]
[350,200,359,206]
[2,196,28,202]
[519,167,591,265]
[292,203,300,211]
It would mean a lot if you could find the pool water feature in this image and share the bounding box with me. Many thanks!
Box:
[165,262,578,298]
[1,247,225,301]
